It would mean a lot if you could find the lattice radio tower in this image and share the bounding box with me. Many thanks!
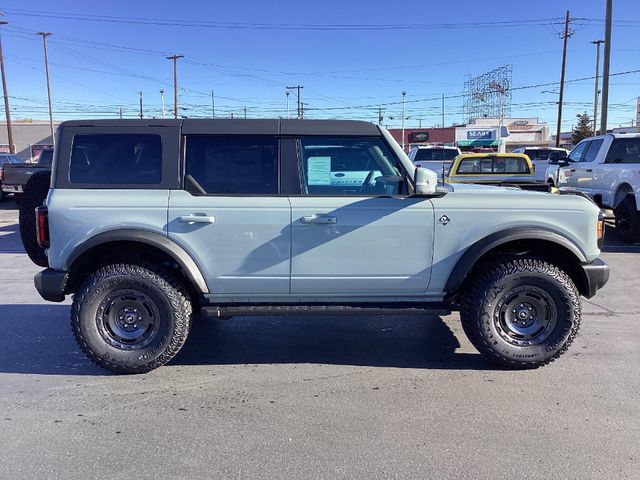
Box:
[463,65,513,123]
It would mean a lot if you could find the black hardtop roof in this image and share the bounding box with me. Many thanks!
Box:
[58,118,381,136]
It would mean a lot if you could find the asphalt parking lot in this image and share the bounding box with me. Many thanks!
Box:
[0,199,638,480]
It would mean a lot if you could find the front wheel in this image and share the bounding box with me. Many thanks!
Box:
[71,264,192,374]
[460,258,581,369]
[614,196,640,243]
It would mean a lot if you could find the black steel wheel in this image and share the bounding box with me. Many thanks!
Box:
[72,264,192,374]
[460,257,581,369]
[614,197,640,244]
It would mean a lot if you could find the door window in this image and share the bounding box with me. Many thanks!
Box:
[185,135,279,194]
[299,137,405,195]
[568,141,588,163]
[581,139,604,162]
[604,138,640,164]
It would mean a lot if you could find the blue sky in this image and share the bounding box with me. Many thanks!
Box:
[0,0,638,132]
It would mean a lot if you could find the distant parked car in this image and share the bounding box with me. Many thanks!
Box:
[408,145,461,179]
[512,147,569,182]
[1,148,52,202]
[447,153,548,191]
[0,153,25,201]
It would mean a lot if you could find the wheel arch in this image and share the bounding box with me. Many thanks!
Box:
[445,228,589,298]
[613,182,635,209]
[65,229,209,294]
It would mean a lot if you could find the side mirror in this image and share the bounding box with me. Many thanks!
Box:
[557,159,570,167]
[414,167,438,195]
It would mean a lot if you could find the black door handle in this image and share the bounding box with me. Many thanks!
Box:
[586,169,593,172]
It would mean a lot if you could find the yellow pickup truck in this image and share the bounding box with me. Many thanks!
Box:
[447,153,548,191]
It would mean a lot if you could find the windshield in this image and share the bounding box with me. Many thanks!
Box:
[524,149,558,160]
[414,148,458,161]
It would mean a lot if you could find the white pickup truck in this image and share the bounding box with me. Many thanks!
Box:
[558,133,640,242]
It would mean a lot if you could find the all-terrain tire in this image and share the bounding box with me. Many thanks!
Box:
[71,264,192,374]
[614,196,640,244]
[18,170,51,267]
[460,257,581,369]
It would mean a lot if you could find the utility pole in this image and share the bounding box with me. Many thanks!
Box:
[441,93,445,131]
[138,91,143,119]
[160,89,165,119]
[555,10,573,147]
[36,32,55,147]
[0,19,14,153]
[166,54,184,119]
[286,90,290,119]
[600,0,613,135]
[377,106,383,125]
[119,107,123,119]
[210,90,215,118]
[300,102,304,119]
[286,85,303,119]
[401,91,406,151]
[243,107,247,119]
[591,40,604,134]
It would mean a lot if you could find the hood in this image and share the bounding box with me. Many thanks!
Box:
[447,182,547,195]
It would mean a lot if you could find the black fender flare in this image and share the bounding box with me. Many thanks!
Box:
[444,227,587,294]
[66,229,209,294]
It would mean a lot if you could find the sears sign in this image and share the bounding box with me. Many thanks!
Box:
[467,130,493,140]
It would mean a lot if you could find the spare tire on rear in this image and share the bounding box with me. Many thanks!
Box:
[19,170,51,267]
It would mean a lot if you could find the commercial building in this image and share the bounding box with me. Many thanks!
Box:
[389,118,552,152]
[387,127,456,151]
[0,121,58,161]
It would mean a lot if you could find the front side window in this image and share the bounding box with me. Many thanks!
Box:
[70,134,162,184]
[299,137,405,195]
[568,141,588,162]
[581,139,604,162]
[604,138,640,164]
[456,156,529,174]
[185,135,278,194]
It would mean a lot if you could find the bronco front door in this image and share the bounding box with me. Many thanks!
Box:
[288,136,434,295]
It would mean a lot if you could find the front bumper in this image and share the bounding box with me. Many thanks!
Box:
[34,268,68,302]
[581,258,610,298]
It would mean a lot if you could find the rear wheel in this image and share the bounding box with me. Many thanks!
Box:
[18,171,51,267]
[460,257,581,369]
[614,196,640,244]
[71,264,192,374]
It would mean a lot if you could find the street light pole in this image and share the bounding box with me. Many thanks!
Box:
[138,91,143,119]
[210,90,215,118]
[166,54,184,119]
[401,91,406,151]
[160,89,165,119]
[286,90,290,119]
[36,32,55,147]
[591,40,604,134]
[600,0,613,135]
[0,20,14,153]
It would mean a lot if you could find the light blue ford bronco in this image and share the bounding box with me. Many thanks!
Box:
[28,119,609,374]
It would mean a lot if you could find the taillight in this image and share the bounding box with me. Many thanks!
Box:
[36,206,49,249]
[597,210,605,249]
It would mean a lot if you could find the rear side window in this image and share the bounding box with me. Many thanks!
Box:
[185,136,278,194]
[605,138,640,164]
[456,156,529,174]
[70,134,162,184]
[568,142,588,162]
